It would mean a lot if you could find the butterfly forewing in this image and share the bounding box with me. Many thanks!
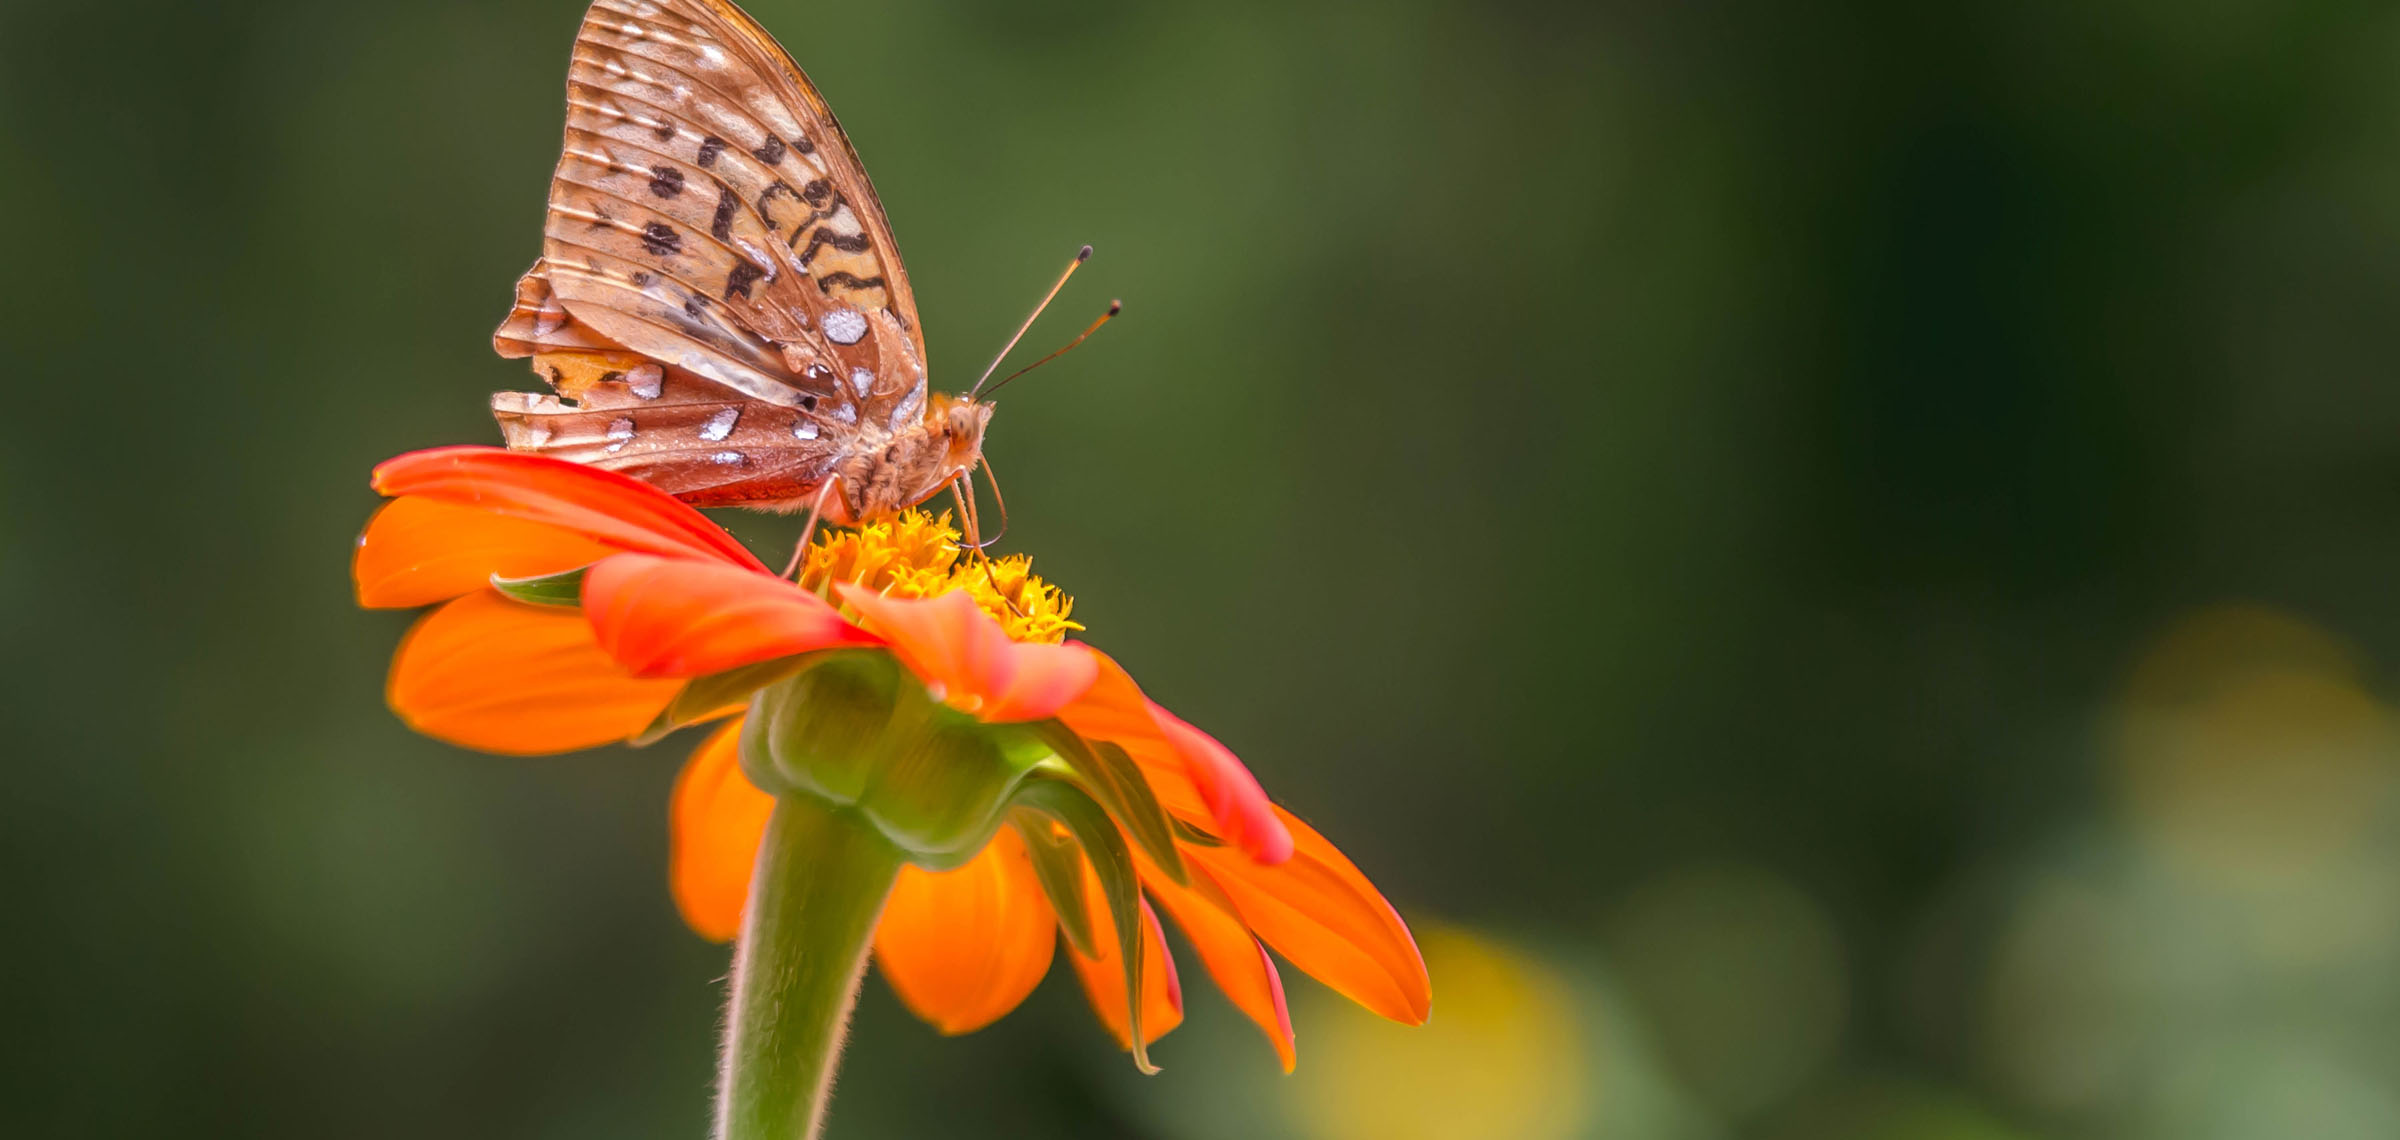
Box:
[491,0,939,508]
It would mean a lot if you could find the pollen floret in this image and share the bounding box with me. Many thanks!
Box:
[798,510,1081,644]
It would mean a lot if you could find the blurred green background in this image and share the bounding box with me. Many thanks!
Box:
[8,0,2400,1136]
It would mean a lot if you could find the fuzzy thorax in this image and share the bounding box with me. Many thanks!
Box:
[831,394,992,524]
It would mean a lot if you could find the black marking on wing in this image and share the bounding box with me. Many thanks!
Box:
[752,135,786,165]
[757,181,795,233]
[711,185,739,241]
[649,166,686,198]
[697,136,726,167]
[816,272,886,294]
[798,179,831,208]
[797,228,871,267]
[641,222,681,256]
[652,121,676,143]
[725,259,766,301]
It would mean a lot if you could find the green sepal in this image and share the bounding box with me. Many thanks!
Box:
[490,566,588,607]
[1024,722,1187,886]
[1169,818,1227,848]
[741,651,1043,870]
[632,652,824,747]
[1011,809,1096,957]
[742,650,904,809]
[1013,775,1159,1074]
[862,701,1042,870]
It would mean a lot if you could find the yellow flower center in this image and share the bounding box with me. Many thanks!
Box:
[797,510,1081,645]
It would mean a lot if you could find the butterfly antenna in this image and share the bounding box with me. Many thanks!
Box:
[968,245,1092,399]
[978,300,1122,399]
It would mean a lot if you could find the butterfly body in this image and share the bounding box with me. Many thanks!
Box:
[491,0,988,525]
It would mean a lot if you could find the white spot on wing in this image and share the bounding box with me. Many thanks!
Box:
[627,364,664,399]
[850,367,874,395]
[794,419,820,441]
[700,408,740,441]
[821,307,868,345]
[887,389,924,431]
[523,426,553,448]
[605,416,635,453]
[709,451,744,465]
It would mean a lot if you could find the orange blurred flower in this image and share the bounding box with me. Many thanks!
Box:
[356,446,1428,1068]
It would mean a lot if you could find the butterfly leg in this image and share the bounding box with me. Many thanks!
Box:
[972,456,1012,550]
[950,474,1027,619]
[781,479,838,581]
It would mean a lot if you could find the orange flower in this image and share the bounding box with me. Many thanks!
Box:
[357,446,1429,1069]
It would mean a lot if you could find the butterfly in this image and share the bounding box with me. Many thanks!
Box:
[489,0,998,529]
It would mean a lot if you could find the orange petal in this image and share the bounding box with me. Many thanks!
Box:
[834,586,1098,722]
[668,717,773,941]
[1188,807,1430,1026]
[1147,871,1296,1071]
[873,827,1059,1034]
[372,446,766,571]
[583,552,881,678]
[388,590,682,755]
[1057,649,1292,864]
[356,496,616,609]
[1066,868,1184,1051]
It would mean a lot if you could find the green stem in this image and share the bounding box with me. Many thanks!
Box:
[717,794,903,1140]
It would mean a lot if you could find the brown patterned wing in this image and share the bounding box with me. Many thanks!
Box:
[543,0,926,412]
[499,1,936,410]
[487,0,944,505]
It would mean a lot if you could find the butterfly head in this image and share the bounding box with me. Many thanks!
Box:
[925,391,994,485]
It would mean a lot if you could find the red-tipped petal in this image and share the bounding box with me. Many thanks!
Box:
[1152,705,1291,865]
[874,828,1059,1034]
[1147,871,1296,1071]
[1189,808,1430,1026]
[1057,650,1292,863]
[583,553,880,678]
[388,590,681,755]
[1066,881,1184,1051]
[371,446,766,571]
[834,586,1099,722]
[356,496,616,609]
[668,717,772,941]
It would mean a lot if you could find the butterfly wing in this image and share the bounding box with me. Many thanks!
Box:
[489,0,937,505]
